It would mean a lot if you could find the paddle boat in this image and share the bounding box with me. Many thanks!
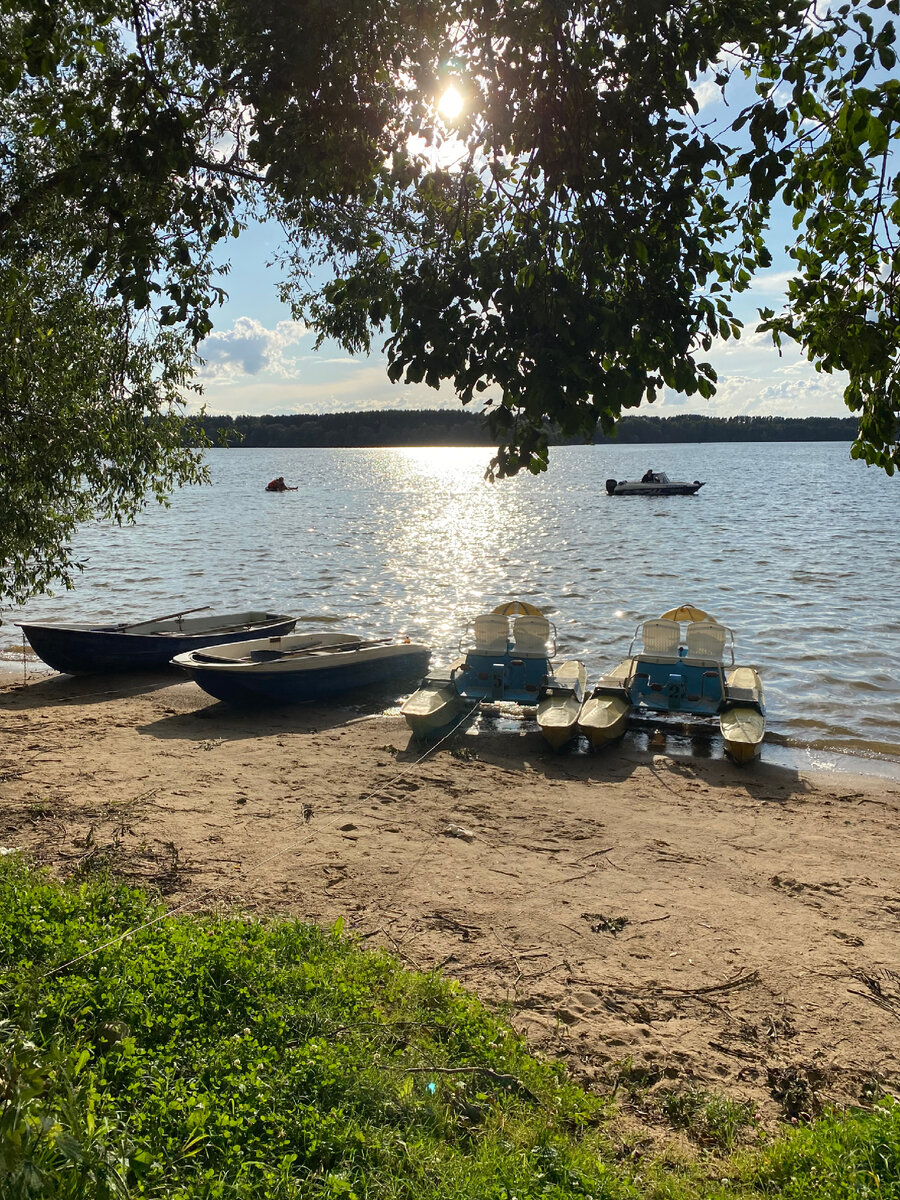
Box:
[605,471,704,496]
[578,605,765,762]
[401,601,586,748]
[16,607,297,675]
[174,630,430,706]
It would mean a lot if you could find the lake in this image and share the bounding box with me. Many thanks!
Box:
[4,441,899,771]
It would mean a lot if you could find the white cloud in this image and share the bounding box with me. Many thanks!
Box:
[199,317,309,380]
[192,363,466,418]
[745,270,795,297]
[692,79,721,111]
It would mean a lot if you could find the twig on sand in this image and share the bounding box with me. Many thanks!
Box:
[847,990,900,1021]
[491,926,526,982]
[650,970,760,998]
[569,970,760,1001]
[374,926,425,972]
[558,866,598,884]
[576,845,615,863]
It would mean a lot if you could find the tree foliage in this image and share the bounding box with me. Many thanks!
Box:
[2,0,898,601]
[282,0,900,478]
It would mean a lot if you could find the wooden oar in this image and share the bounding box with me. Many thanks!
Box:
[116,605,212,633]
[248,637,393,664]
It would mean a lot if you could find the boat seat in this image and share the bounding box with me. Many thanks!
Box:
[640,619,681,658]
[685,620,726,661]
[512,615,551,658]
[473,614,510,655]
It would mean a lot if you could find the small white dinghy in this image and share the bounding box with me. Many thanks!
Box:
[720,667,766,764]
[578,659,633,748]
[174,631,430,706]
[537,660,587,749]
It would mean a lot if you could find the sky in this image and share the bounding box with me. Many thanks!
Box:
[192,62,853,426]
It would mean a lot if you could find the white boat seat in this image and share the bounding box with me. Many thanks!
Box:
[640,618,681,658]
[473,614,510,655]
[685,620,726,660]
[512,614,551,657]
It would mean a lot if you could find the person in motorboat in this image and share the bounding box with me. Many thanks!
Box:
[265,476,297,492]
[641,469,655,482]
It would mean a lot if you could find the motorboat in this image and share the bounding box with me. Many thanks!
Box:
[16,607,297,675]
[174,631,430,706]
[578,604,765,762]
[401,601,585,748]
[605,472,704,496]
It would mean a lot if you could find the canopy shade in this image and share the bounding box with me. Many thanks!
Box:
[492,600,544,616]
[659,604,712,623]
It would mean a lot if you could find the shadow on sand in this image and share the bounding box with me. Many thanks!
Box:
[1,668,180,708]
[398,714,812,801]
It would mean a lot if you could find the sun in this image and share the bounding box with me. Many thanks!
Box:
[437,84,464,120]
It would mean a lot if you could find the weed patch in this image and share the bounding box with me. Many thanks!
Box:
[2,856,899,1200]
[659,1087,757,1151]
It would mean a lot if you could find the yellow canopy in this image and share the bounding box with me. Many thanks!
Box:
[659,604,712,623]
[492,599,544,617]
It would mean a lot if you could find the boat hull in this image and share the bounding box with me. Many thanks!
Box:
[537,660,587,749]
[17,611,297,674]
[401,677,473,739]
[579,693,631,747]
[720,668,766,763]
[578,660,633,747]
[610,484,703,496]
[176,635,431,706]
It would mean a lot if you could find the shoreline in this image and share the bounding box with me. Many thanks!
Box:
[3,667,899,1122]
[4,653,900,783]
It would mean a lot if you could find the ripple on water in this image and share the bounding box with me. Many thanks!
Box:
[4,442,899,764]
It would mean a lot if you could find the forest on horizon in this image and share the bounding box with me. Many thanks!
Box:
[186,411,859,448]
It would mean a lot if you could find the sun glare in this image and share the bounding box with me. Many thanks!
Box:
[437,84,464,120]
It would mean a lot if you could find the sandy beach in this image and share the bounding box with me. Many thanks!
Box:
[2,666,899,1125]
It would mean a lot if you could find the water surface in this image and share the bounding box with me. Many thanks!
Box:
[4,442,898,767]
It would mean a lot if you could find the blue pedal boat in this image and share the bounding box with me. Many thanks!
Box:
[174,630,431,706]
[578,605,765,762]
[401,600,586,747]
[16,608,298,675]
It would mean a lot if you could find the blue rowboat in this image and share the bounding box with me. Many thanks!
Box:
[174,631,431,706]
[17,608,298,675]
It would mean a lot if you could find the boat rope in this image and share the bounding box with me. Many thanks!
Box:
[39,698,484,980]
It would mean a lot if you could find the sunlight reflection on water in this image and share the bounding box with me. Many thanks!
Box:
[4,441,899,765]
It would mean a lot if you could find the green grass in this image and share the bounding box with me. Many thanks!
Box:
[1,856,898,1200]
[658,1087,757,1152]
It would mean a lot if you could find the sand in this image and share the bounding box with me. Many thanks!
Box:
[2,667,899,1125]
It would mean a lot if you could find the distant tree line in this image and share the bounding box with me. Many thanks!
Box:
[186,410,860,448]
